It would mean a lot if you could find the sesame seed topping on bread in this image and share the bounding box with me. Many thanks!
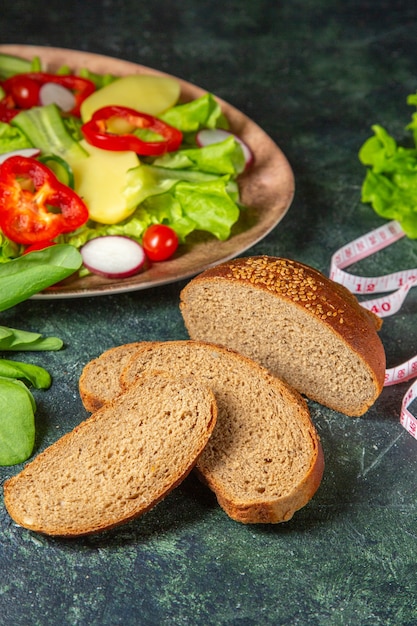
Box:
[180,256,385,416]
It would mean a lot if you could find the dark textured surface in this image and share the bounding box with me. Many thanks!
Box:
[1,2,417,624]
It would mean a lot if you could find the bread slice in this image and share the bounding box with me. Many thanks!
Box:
[3,373,217,537]
[179,256,386,416]
[119,340,324,524]
[79,342,144,412]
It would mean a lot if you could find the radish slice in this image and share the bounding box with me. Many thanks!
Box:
[81,236,146,278]
[0,148,40,164]
[39,82,76,112]
[196,128,254,169]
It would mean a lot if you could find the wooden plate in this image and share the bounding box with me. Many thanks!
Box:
[0,44,295,298]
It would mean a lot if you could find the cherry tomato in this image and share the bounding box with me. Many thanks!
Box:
[142,224,179,262]
[5,75,40,109]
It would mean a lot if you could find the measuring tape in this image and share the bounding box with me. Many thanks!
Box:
[329,220,417,439]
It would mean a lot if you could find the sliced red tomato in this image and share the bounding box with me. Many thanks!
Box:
[142,224,179,262]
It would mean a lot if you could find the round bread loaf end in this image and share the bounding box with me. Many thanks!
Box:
[180,256,386,417]
[4,373,217,537]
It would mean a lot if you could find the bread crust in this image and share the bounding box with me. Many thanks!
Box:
[194,370,324,524]
[79,342,146,412]
[4,373,217,537]
[120,340,324,524]
[180,256,386,416]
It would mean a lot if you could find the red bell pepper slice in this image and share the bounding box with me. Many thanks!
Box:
[0,155,89,245]
[81,105,183,155]
[1,72,96,117]
[0,103,18,122]
[0,93,19,122]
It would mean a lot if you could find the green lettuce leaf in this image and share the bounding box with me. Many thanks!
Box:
[359,121,417,238]
[62,139,243,247]
[0,120,33,154]
[172,178,240,240]
[152,135,246,175]
[64,174,239,245]
[77,68,117,90]
[159,93,228,133]
[0,233,22,262]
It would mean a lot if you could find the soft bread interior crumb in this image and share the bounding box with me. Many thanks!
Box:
[121,342,320,507]
[4,374,216,536]
[181,282,378,415]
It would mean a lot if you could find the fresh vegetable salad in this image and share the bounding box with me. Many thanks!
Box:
[0,51,253,278]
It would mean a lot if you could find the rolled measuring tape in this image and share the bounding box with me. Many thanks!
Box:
[329,219,417,439]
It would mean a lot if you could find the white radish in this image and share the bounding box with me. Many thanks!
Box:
[0,148,40,164]
[196,128,254,169]
[81,236,146,279]
[39,82,76,112]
